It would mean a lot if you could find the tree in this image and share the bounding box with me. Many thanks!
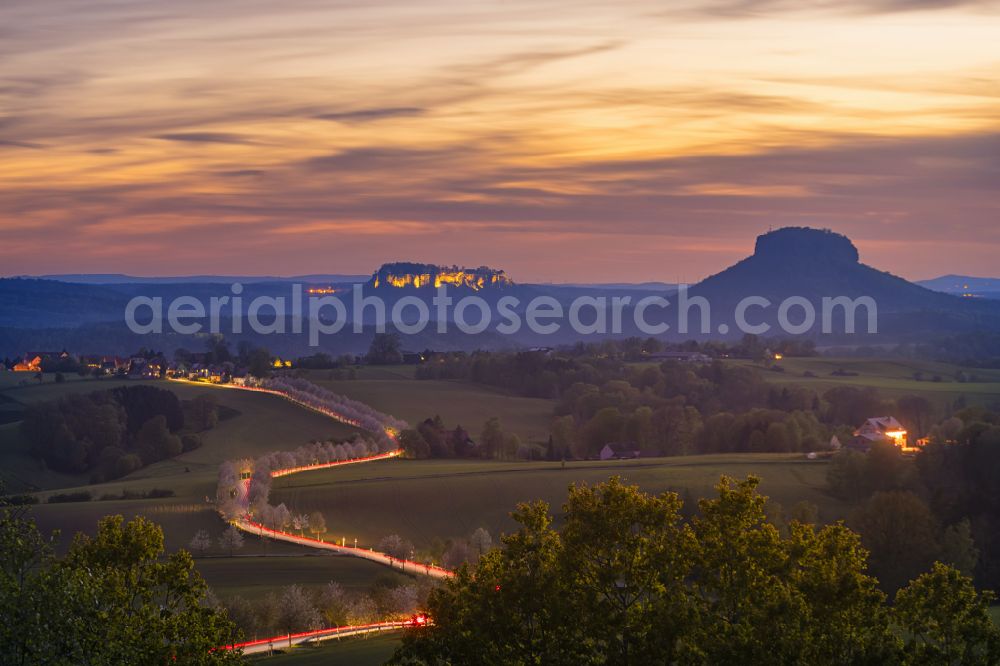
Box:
[399,428,431,459]
[318,582,351,627]
[247,347,273,379]
[218,524,245,557]
[469,527,492,559]
[503,433,522,460]
[939,518,979,577]
[895,562,1000,664]
[225,594,262,640]
[366,332,403,365]
[850,491,940,594]
[0,510,241,664]
[272,503,292,532]
[550,415,575,460]
[308,511,327,539]
[480,417,504,460]
[292,513,309,536]
[580,406,625,456]
[137,414,183,461]
[442,539,471,569]
[189,529,212,556]
[205,334,232,364]
[348,594,378,624]
[276,585,322,641]
[379,534,414,560]
[896,394,934,438]
[188,394,219,431]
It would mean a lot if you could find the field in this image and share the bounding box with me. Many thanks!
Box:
[0,377,361,492]
[301,366,554,443]
[730,357,1000,409]
[270,453,844,552]
[252,634,400,665]
[198,555,410,601]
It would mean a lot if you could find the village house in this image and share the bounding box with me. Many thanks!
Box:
[599,442,640,461]
[80,355,126,375]
[14,350,72,372]
[849,416,920,452]
[13,355,43,372]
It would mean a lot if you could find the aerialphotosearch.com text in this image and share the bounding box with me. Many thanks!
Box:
[124,284,878,346]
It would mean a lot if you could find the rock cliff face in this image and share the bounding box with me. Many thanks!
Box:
[369,263,513,291]
[752,227,859,266]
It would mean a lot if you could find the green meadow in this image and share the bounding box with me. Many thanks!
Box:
[250,634,401,665]
[301,366,554,443]
[270,453,844,553]
[730,357,1000,408]
[198,555,410,601]
[0,377,361,493]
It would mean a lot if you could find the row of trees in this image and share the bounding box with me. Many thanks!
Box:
[21,385,216,480]
[190,525,246,557]
[399,414,540,461]
[224,580,424,641]
[216,434,391,522]
[263,376,407,445]
[393,476,1000,665]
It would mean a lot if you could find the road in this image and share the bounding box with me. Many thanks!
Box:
[222,619,425,656]
[179,377,455,578]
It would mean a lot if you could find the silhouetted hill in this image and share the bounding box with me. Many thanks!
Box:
[0,279,126,328]
[917,274,1000,299]
[691,227,1000,337]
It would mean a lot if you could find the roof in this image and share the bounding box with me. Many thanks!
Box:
[854,416,906,441]
[860,416,904,431]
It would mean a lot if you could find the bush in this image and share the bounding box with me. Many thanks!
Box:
[1,494,39,506]
[47,491,92,504]
[114,454,143,478]
[181,433,203,452]
[146,488,175,498]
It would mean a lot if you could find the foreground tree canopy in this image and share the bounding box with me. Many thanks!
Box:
[0,504,241,665]
[393,476,1000,666]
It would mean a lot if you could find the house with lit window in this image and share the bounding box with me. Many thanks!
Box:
[13,350,72,372]
[849,416,915,452]
[13,355,43,372]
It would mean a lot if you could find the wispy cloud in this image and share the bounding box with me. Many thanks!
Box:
[154,132,255,144]
[0,139,45,149]
[317,107,426,122]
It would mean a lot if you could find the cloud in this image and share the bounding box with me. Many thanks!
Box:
[0,139,45,149]
[154,132,254,144]
[316,106,426,122]
[667,0,1000,17]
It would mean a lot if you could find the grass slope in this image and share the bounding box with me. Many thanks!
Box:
[251,634,400,665]
[302,367,554,443]
[731,357,1000,408]
[270,454,844,552]
[198,555,410,601]
[0,379,361,492]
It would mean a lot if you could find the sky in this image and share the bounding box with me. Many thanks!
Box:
[1,0,998,283]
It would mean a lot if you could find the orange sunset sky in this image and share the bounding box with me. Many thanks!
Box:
[1,0,998,283]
